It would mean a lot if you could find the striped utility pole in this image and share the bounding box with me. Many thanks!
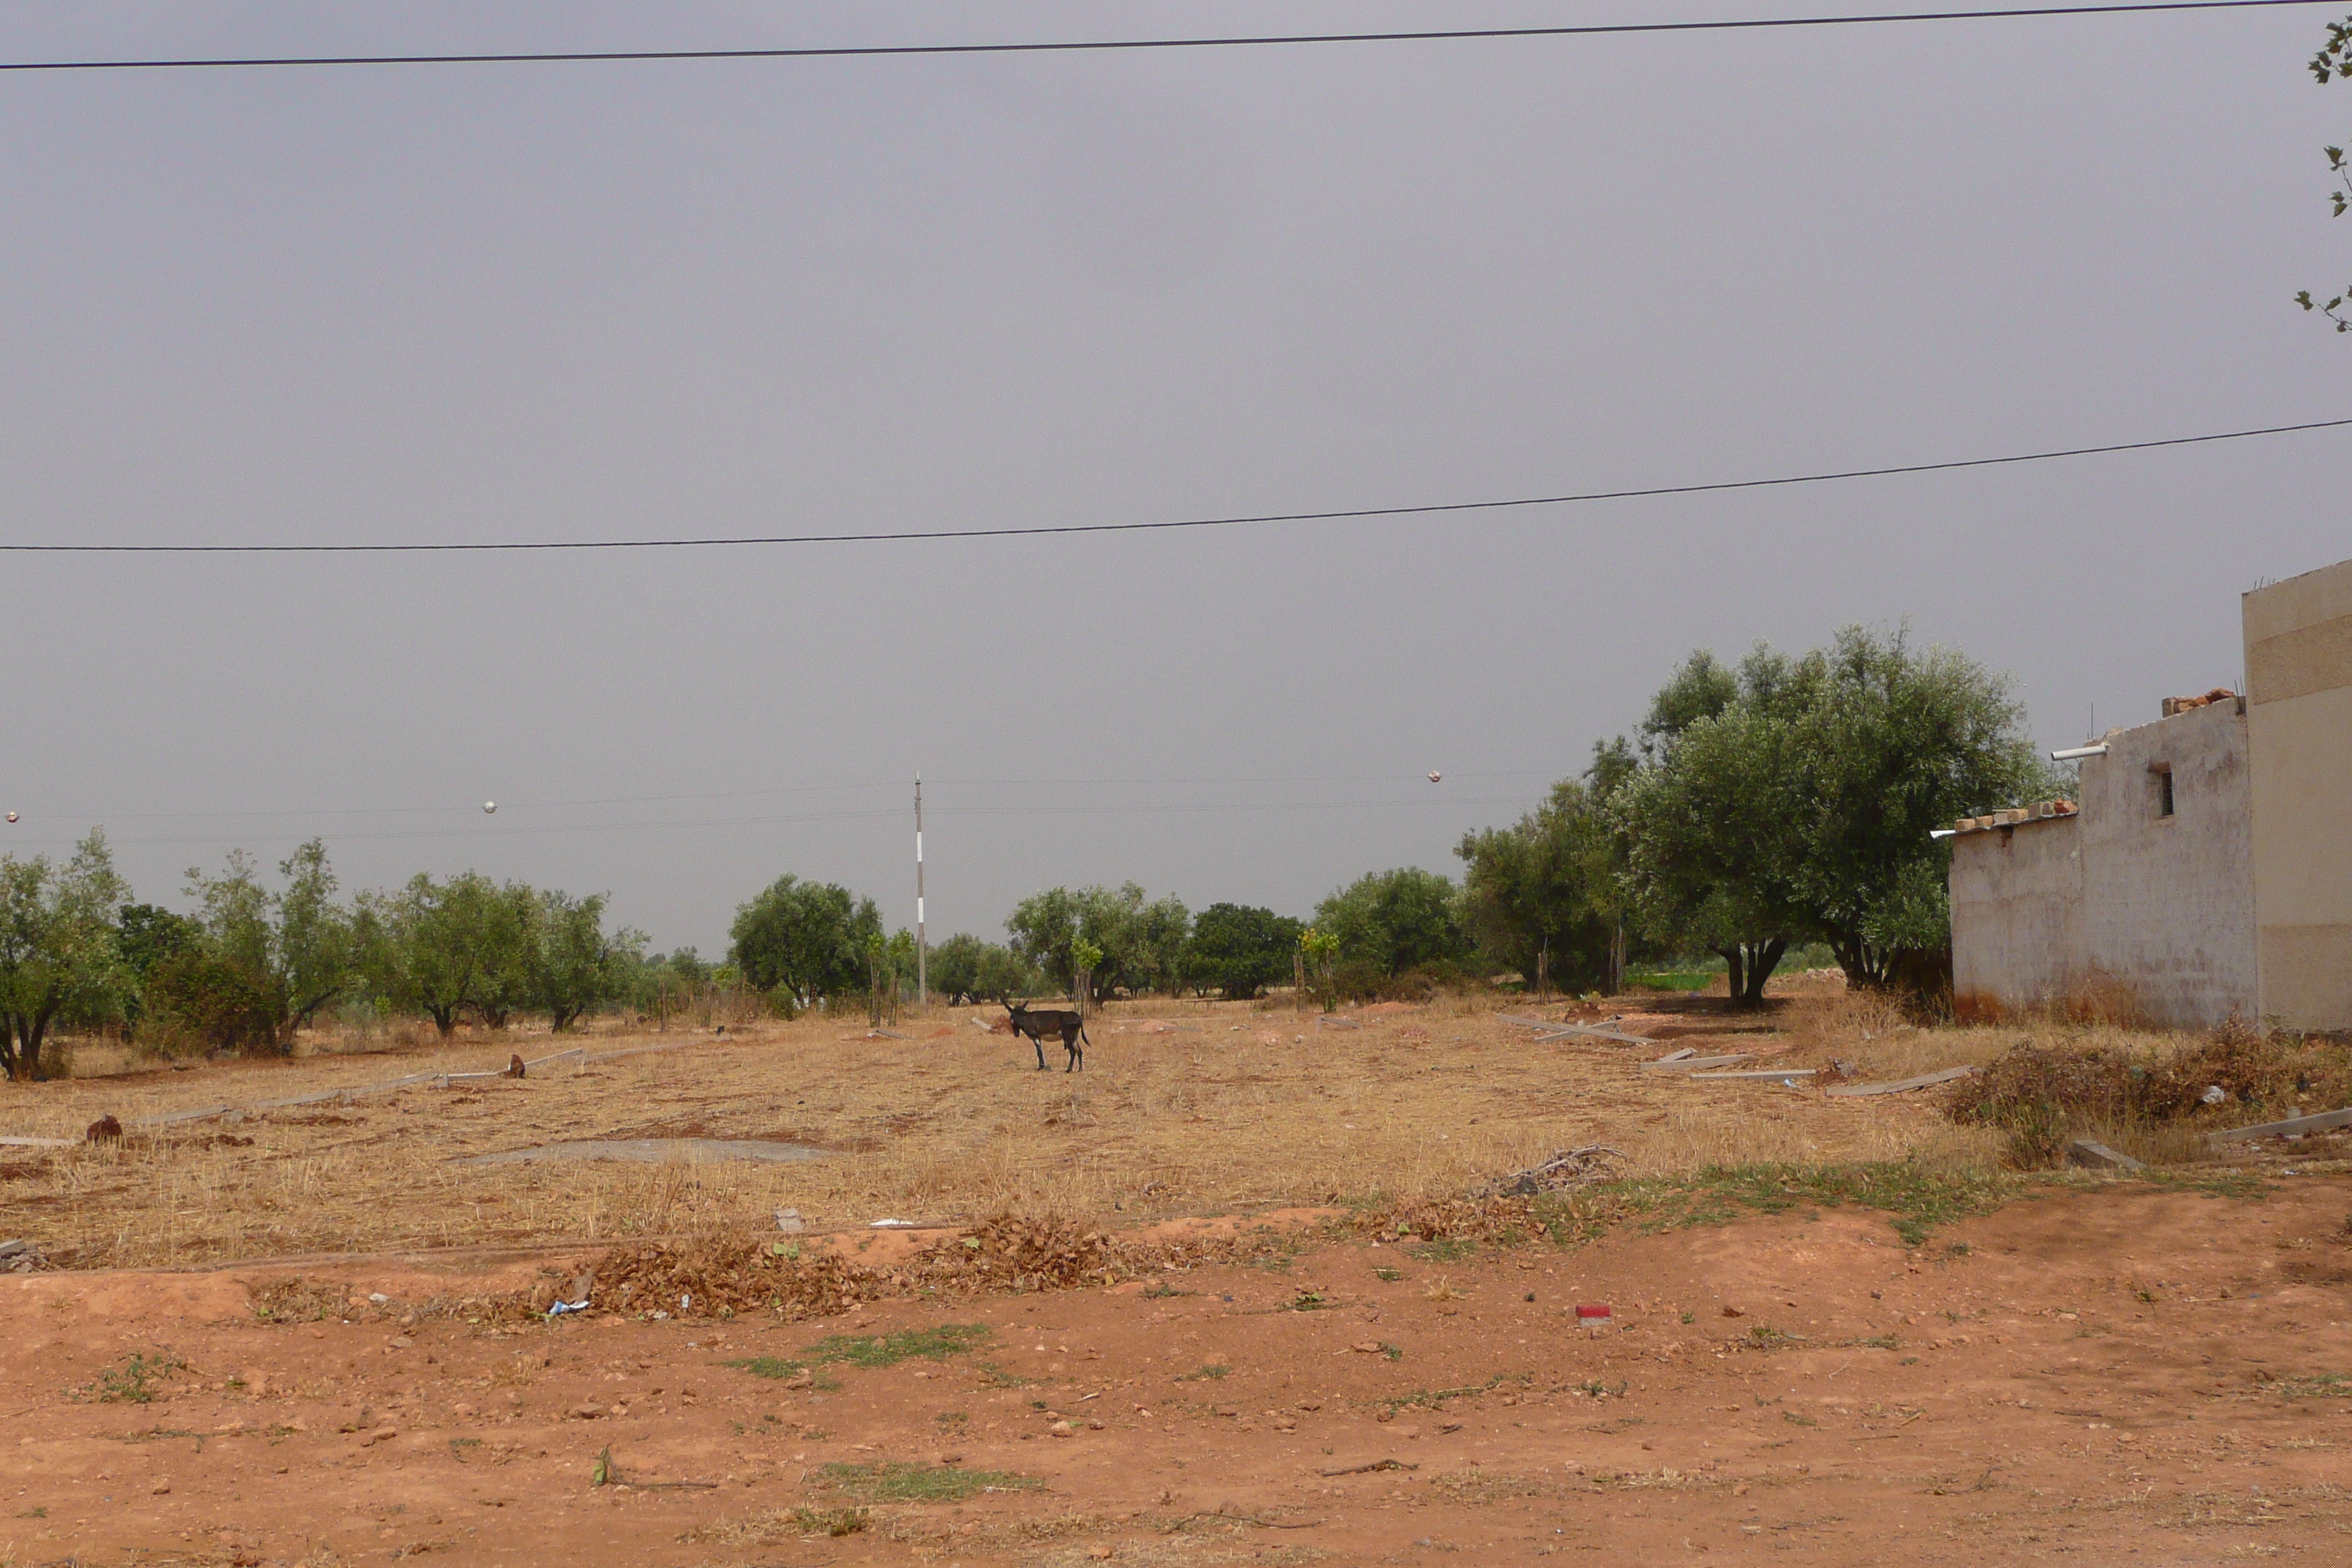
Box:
[914,774,927,1006]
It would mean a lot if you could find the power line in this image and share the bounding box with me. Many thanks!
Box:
[5,416,2344,554]
[35,769,1559,823]
[0,1,2326,73]
[2,793,1529,849]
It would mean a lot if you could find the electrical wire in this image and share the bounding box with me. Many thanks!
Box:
[5,416,2343,554]
[35,769,1558,824]
[0,1,2326,73]
[1,793,1530,849]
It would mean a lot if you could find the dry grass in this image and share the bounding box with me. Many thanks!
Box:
[1,989,2326,1271]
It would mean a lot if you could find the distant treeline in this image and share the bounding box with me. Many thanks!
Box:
[0,627,2048,1080]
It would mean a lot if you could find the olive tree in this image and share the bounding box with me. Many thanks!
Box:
[926,934,1036,1004]
[728,874,880,1008]
[181,839,358,1051]
[1007,883,1191,1003]
[362,871,528,1037]
[2300,18,2352,329]
[1178,903,1303,1000]
[523,890,641,1031]
[1455,777,1618,991]
[0,831,127,1081]
[1613,629,2051,1003]
[1611,651,1814,1006]
[1311,867,1465,976]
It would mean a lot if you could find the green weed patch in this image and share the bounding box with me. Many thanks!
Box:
[1379,1371,1532,1414]
[731,1323,990,1384]
[788,1504,871,1537]
[82,1353,182,1405]
[2270,1372,2352,1401]
[801,1323,992,1368]
[817,1462,1041,1504]
[1535,1161,2017,1250]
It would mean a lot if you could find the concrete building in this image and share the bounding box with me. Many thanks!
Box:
[2246,555,2352,1031]
[1948,553,2351,1033]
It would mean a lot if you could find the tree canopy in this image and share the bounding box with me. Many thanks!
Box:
[179,840,359,1051]
[1611,627,2049,1002]
[926,933,1036,1005]
[1455,777,1617,990]
[1313,867,1465,976]
[1006,883,1191,1003]
[0,832,127,1081]
[1180,902,1303,1000]
[728,874,881,1006]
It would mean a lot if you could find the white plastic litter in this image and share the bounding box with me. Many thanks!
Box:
[869,1218,915,1229]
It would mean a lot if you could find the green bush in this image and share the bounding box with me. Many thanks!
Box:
[1180,903,1303,1000]
[143,949,281,1055]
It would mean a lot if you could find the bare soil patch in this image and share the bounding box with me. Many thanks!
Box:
[7,1177,2351,1565]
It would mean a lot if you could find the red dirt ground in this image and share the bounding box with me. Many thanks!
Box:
[7,1177,2352,1567]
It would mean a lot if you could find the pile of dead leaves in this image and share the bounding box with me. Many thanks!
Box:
[592,1235,883,1322]
[908,1212,1117,1293]
[1470,1145,1624,1199]
[1347,1194,1552,1248]
[248,1275,356,1324]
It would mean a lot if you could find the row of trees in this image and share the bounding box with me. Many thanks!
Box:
[0,625,2047,1077]
[570,627,2057,1019]
[0,837,650,1080]
[948,627,2046,1009]
[1459,626,2052,1004]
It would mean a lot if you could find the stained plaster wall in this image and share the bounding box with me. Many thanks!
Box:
[2073,698,2258,1028]
[1950,815,2084,1020]
[1949,698,2257,1028]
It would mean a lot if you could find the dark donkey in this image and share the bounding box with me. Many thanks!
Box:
[1004,1000,1088,1072]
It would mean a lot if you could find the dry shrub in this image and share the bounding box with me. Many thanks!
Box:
[2052,975,2149,1029]
[2138,1020,2294,1118]
[1945,1021,2304,1168]
[1945,1041,2135,1167]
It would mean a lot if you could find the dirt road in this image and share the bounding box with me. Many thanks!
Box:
[7,1175,2350,1566]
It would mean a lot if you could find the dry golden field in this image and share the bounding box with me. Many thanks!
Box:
[9,982,2323,1278]
[12,976,2331,1273]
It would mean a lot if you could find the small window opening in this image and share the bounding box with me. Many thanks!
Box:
[2153,766,2174,818]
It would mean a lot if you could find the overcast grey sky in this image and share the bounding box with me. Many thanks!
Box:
[4,0,2347,954]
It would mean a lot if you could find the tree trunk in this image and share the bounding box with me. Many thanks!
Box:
[18,1011,51,1081]
[1737,937,1788,1006]
[1715,947,1746,1004]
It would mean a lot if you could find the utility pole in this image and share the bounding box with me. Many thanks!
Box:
[914,774,927,1007]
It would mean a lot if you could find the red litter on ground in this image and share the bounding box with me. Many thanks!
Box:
[1575,1303,1613,1320]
